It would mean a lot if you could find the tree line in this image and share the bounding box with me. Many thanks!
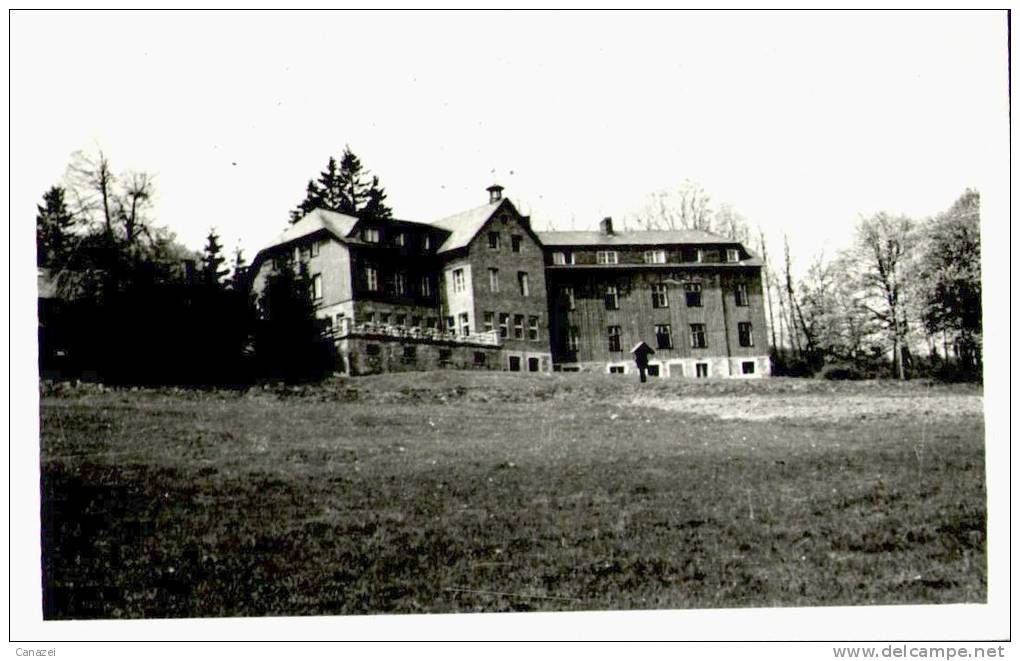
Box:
[36,146,393,385]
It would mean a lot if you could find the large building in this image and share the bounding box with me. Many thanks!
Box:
[250,185,770,378]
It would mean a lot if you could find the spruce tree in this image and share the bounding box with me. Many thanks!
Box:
[36,185,76,268]
[200,228,229,288]
[289,146,393,223]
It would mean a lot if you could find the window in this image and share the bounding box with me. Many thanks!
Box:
[735,283,749,307]
[596,250,618,265]
[380,312,391,325]
[364,266,379,291]
[412,315,422,328]
[528,316,539,341]
[528,357,540,372]
[402,345,416,361]
[608,326,622,352]
[483,311,494,333]
[644,250,666,264]
[552,252,566,265]
[655,324,672,350]
[609,365,625,374]
[498,313,510,338]
[394,232,406,247]
[395,314,406,327]
[727,248,740,263]
[439,348,452,361]
[392,272,407,296]
[646,364,660,377]
[488,232,500,250]
[684,282,702,307]
[299,245,311,262]
[696,249,704,263]
[513,314,524,339]
[563,286,575,310]
[508,356,522,372]
[423,234,432,251]
[738,322,754,347]
[311,240,321,257]
[452,268,465,293]
[446,316,455,332]
[311,274,322,300]
[459,312,470,336]
[742,361,756,375]
[568,326,580,352]
[489,268,500,293]
[651,283,669,308]
[518,272,530,297]
[696,362,709,378]
[362,227,380,243]
[604,285,619,310]
[363,312,375,324]
[511,235,523,253]
[421,276,433,298]
[690,324,707,349]
[366,344,381,356]
[474,351,487,366]
[427,317,438,330]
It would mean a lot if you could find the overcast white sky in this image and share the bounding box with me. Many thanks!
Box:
[11,10,1008,271]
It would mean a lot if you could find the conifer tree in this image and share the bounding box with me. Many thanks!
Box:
[290,146,393,223]
[200,228,229,288]
[36,185,77,268]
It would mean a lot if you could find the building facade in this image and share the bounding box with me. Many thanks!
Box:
[250,186,770,378]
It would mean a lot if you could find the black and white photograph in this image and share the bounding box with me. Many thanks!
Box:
[9,7,1012,652]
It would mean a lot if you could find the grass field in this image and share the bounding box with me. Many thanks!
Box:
[39,372,986,618]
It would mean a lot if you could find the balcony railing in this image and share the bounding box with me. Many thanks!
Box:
[325,317,500,347]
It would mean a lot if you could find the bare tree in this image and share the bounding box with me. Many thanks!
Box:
[67,149,116,235]
[632,179,714,231]
[757,228,778,351]
[714,203,751,243]
[118,171,155,245]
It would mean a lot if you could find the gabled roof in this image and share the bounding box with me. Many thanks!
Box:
[427,200,504,253]
[536,228,732,247]
[272,208,361,246]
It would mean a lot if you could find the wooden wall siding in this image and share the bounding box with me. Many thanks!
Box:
[347,244,441,319]
[462,209,551,354]
[439,256,474,329]
[547,266,766,365]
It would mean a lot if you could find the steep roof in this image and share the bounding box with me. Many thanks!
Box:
[536,228,732,247]
[272,208,360,246]
[427,200,503,253]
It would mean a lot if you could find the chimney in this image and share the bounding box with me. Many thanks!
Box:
[487,184,504,204]
[600,217,614,235]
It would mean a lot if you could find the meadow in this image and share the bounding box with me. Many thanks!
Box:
[39,372,986,618]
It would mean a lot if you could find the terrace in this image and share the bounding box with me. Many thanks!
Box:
[325,316,501,347]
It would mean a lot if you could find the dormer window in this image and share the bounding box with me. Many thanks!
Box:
[596,250,618,265]
[394,232,406,247]
[644,250,666,264]
[362,227,380,243]
[727,248,740,263]
[423,235,432,251]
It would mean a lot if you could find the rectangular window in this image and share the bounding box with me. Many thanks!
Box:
[310,274,322,300]
[690,323,707,349]
[499,313,510,338]
[528,357,540,372]
[439,347,452,361]
[483,311,494,333]
[646,364,660,377]
[460,312,470,336]
[402,345,416,361]
[446,316,455,332]
[488,232,500,250]
[421,276,433,297]
[742,360,756,375]
[696,362,709,378]
[607,325,622,352]
[509,356,521,372]
[364,266,378,291]
[427,317,438,330]
[392,272,407,295]
[395,314,406,327]
[608,365,625,375]
[394,232,407,247]
[518,272,530,297]
[299,245,312,262]
[511,235,523,252]
[738,322,754,347]
[412,315,422,328]
[528,316,539,341]
[696,249,704,263]
[513,314,524,339]
[727,248,740,263]
[380,312,391,325]
[644,250,666,264]
[568,326,580,352]
[474,351,487,366]
[651,283,669,308]
[735,283,749,307]
[685,282,703,307]
[362,227,380,243]
[489,268,499,293]
[563,286,575,311]
[363,311,375,324]
[310,241,320,257]
[452,268,465,293]
[552,252,566,265]
[423,234,432,251]
[596,250,618,265]
[655,324,672,350]
[604,285,619,310]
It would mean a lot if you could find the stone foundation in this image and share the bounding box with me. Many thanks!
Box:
[554,354,771,378]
